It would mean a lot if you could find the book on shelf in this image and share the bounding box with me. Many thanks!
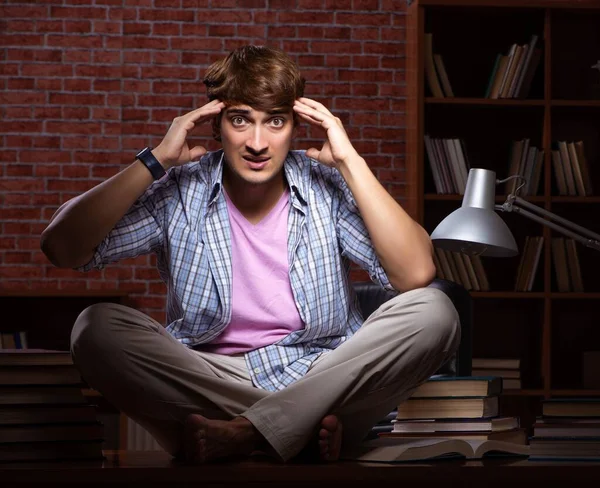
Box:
[533,417,600,438]
[529,437,600,462]
[552,140,593,197]
[0,331,28,350]
[0,348,73,366]
[424,33,445,98]
[0,421,105,443]
[0,348,105,462]
[0,439,104,462]
[424,136,469,195]
[487,34,541,100]
[472,358,520,370]
[409,376,503,398]
[391,416,520,434]
[551,237,584,292]
[514,235,544,292]
[342,436,529,463]
[0,385,87,405]
[542,398,600,418]
[433,247,489,292]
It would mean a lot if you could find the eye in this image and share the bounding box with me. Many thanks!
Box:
[270,117,285,128]
[231,116,246,127]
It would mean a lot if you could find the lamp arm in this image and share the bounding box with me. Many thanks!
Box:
[497,195,600,251]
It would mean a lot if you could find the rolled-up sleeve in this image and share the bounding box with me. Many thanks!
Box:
[332,171,394,291]
[75,181,169,272]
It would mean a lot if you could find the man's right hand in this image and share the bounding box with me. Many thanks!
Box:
[152,99,225,170]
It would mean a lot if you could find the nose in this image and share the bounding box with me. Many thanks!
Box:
[246,126,268,154]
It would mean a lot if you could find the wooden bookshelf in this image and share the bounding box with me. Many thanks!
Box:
[407,0,600,424]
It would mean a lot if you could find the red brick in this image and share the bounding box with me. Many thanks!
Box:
[153,51,180,64]
[138,9,195,22]
[34,164,62,177]
[64,79,92,92]
[279,12,334,24]
[4,106,33,118]
[153,23,181,36]
[237,25,266,38]
[353,0,379,9]
[61,137,91,150]
[67,92,95,110]
[2,208,42,221]
[91,136,121,151]
[93,51,122,64]
[0,266,43,278]
[4,252,32,264]
[93,21,122,34]
[64,50,92,63]
[50,6,108,19]
[4,194,31,205]
[62,164,91,177]
[64,20,92,33]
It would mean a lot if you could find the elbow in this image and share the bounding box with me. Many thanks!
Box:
[389,258,437,293]
[40,227,88,269]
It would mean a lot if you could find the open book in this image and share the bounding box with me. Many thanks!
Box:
[341,437,530,463]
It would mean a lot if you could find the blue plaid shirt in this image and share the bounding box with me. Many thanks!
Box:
[79,150,393,391]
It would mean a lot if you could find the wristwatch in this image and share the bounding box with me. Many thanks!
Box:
[136,147,167,180]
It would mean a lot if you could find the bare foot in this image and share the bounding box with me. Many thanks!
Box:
[318,414,343,462]
[182,414,263,464]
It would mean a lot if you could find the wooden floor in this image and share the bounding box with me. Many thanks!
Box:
[1,450,600,487]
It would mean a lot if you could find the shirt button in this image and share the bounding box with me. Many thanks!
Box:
[254,367,260,374]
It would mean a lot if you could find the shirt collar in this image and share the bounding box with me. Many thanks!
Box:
[203,149,309,208]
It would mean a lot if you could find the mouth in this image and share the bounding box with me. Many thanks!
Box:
[243,156,270,170]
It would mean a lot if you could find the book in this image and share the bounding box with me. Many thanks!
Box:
[341,436,530,463]
[0,365,83,385]
[410,376,502,398]
[529,437,600,461]
[380,428,527,444]
[0,385,87,405]
[542,398,600,418]
[391,416,519,433]
[471,358,520,369]
[0,349,73,366]
[0,439,104,462]
[0,422,104,443]
[0,404,98,425]
[396,396,499,420]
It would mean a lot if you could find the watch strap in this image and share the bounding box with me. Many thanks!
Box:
[136,147,167,180]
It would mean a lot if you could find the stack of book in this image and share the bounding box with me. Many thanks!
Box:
[0,349,105,463]
[471,358,521,390]
[356,376,529,462]
[383,376,527,446]
[529,398,600,461]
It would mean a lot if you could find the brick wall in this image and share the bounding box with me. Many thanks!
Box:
[0,0,408,324]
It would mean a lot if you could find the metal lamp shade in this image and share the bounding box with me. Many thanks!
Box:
[430,168,518,257]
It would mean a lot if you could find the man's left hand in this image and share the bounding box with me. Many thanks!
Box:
[293,97,360,169]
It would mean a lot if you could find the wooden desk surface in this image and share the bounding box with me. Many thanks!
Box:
[1,450,600,487]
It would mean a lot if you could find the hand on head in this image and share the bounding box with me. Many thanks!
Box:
[153,99,225,170]
[293,97,359,168]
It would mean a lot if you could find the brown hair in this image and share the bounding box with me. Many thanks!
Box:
[202,45,305,140]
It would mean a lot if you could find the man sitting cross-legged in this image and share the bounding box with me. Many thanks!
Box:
[40,45,460,464]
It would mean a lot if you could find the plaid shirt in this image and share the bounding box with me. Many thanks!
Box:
[79,150,393,391]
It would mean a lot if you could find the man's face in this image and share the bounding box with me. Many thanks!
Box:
[219,104,295,188]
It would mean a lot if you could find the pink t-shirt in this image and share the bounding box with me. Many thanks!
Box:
[203,188,304,354]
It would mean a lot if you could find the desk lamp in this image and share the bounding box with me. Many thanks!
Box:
[430,168,600,256]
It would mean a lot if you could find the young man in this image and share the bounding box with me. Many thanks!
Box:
[40,45,460,464]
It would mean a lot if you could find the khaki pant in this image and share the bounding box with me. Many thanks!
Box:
[71,287,460,462]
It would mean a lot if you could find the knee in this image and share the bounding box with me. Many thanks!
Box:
[70,302,123,363]
[403,287,461,355]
